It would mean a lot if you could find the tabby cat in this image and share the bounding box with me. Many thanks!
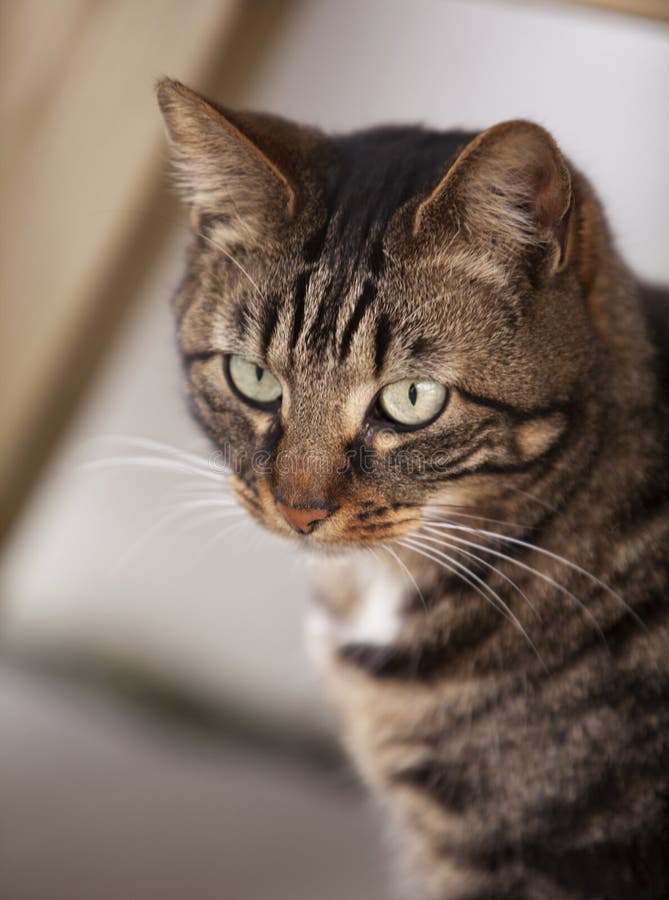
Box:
[157,78,669,899]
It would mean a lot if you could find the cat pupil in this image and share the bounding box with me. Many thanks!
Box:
[255,365,263,382]
[409,383,417,406]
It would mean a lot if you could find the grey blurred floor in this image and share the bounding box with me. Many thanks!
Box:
[0,661,389,900]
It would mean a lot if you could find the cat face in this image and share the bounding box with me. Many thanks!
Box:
[159,80,594,547]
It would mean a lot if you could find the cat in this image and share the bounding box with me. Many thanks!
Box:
[157,78,669,899]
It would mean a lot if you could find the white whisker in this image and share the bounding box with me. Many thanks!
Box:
[187,514,251,566]
[111,498,241,573]
[85,435,223,476]
[399,535,546,669]
[425,504,533,531]
[417,528,539,619]
[171,506,245,539]
[196,228,264,301]
[381,543,427,615]
[424,520,643,630]
[83,455,226,485]
[422,522,607,641]
[507,485,559,514]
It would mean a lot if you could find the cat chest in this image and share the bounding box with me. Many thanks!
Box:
[305,560,406,668]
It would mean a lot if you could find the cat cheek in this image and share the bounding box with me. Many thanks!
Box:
[515,413,568,463]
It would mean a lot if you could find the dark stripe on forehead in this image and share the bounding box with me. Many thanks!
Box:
[339,279,378,361]
[235,298,252,337]
[308,228,369,356]
[290,270,311,351]
[409,335,431,357]
[374,313,392,376]
[368,234,386,279]
[302,218,330,264]
[260,295,281,356]
[307,271,341,354]
[300,217,339,353]
[328,126,477,248]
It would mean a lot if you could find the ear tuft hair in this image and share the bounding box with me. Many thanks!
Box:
[414,120,573,275]
[156,78,297,239]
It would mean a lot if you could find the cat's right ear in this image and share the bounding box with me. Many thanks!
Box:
[156,78,312,239]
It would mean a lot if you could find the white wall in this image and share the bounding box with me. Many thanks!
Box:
[2,0,668,730]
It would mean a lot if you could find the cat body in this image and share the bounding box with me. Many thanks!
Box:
[158,79,669,899]
[313,488,669,900]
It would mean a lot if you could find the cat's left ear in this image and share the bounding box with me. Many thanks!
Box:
[413,120,573,277]
[156,78,321,239]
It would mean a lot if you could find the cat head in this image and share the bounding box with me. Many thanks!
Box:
[158,78,601,547]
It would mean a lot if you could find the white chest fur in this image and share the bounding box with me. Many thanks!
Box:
[305,555,405,669]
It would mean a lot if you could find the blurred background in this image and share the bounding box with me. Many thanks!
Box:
[1,1,668,898]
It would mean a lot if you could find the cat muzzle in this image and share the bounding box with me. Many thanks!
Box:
[276,500,334,534]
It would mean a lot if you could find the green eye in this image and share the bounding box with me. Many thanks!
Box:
[227,355,282,407]
[378,378,447,427]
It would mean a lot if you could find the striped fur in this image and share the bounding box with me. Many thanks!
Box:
[158,79,669,899]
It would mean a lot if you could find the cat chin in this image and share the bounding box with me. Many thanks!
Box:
[262,521,389,558]
[296,541,372,563]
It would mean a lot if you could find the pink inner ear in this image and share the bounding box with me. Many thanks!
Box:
[533,159,568,231]
[526,154,572,267]
[409,119,574,272]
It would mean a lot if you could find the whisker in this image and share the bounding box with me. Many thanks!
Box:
[172,506,245,539]
[365,545,383,566]
[195,227,265,301]
[421,522,607,641]
[425,520,643,630]
[398,537,485,610]
[170,480,235,502]
[425,504,533,531]
[506,485,559,514]
[189,514,252,565]
[399,536,546,670]
[83,455,227,485]
[417,528,539,619]
[381,543,428,615]
[111,498,241,572]
[157,497,239,514]
[170,480,226,495]
[86,435,223,476]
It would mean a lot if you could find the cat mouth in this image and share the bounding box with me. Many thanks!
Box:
[230,476,420,546]
[282,521,421,548]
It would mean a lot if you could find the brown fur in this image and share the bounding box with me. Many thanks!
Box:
[158,79,669,899]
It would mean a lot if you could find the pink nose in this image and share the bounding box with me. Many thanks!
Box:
[276,501,333,534]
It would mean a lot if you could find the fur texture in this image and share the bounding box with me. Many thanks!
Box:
[158,78,669,899]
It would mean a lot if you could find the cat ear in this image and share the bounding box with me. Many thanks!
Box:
[414,120,573,276]
[156,78,306,237]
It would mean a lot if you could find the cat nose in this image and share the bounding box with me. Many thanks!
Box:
[276,500,333,534]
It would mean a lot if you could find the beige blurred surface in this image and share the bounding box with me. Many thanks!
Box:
[0,661,388,900]
[564,0,669,21]
[0,0,290,537]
